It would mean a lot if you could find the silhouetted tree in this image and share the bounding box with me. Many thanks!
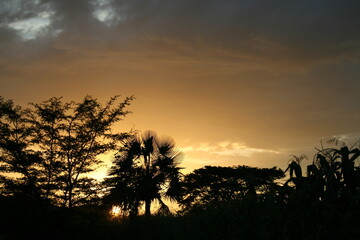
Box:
[0,95,134,207]
[0,97,42,201]
[180,165,284,212]
[106,131,182,216]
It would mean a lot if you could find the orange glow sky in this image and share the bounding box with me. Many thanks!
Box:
[1,0,360,176]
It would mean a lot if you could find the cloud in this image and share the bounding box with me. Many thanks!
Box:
[181,141,279,158]
[0,0,359,70]
[8,11,56,40]
[91,0,128,27]
[0,0,61,40]
[323,132,360,148]
[1,0,360,163]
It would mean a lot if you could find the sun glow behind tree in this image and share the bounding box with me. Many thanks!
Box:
[0,95,134,207]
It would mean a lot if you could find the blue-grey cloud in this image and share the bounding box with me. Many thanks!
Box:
[0,0,359,65]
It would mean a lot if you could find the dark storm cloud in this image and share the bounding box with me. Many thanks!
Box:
[0,0,359,67]
[108,0,360,64]
[51,0,100,33]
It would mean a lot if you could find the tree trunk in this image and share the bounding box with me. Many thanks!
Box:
[68,190,73,208]
[145,199,151,217]
[68,181,73,208]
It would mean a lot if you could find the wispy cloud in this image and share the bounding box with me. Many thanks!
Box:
[180,141,280,158]
[323,132,360,148]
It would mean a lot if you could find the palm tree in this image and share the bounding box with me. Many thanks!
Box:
[107,131,182,217]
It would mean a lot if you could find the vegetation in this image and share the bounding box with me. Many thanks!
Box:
[180,165,284,213]
[0,95,134,207]
[1,96,360,239]
[105,131,182,216]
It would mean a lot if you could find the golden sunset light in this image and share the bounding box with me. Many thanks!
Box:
[1,1,360,175]
[1,1,360,239]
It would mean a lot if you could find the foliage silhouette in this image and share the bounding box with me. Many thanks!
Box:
[285,154,307,179]
[2,94,360,239]
[311,145,360,205]
[105,130,182,216]
[0,95,134,207]
[180,165,284,213]
[284,144,360,208]
[0,97,43,202]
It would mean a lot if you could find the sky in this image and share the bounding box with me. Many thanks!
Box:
[1,0,360,176]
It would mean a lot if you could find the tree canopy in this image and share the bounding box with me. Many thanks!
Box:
[2,95,360,240]
[180,165,284,212]
[0,95,134,207]
[105,131,182,216]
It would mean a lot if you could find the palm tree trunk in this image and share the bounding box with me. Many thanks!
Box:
[145,199,151,217]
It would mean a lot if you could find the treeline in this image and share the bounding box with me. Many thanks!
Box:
[1,95,360,240]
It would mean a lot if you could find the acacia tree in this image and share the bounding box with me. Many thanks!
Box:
[180,165,284,212]
[0,97,42,201]
[0,95,134,207]
[106,131,182,217]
